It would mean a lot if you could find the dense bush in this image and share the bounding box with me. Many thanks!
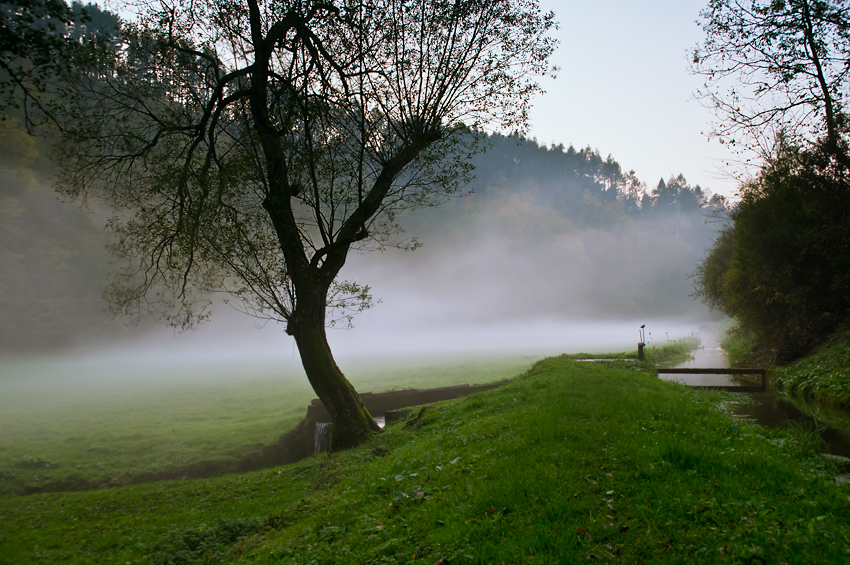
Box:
[695,141,850,361]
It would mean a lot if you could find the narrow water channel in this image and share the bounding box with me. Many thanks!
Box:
[660,333,850,460]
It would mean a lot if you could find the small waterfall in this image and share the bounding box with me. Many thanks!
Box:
[314,422,332,454]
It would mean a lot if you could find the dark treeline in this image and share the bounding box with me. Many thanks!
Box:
[472,133,727,222]
[412,132,728,236]
[405,132,729,250]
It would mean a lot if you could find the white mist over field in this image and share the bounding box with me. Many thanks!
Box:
[0,311,704,412]
[1,123,721,398]
[1,192,718,395]
[1,249,710,398]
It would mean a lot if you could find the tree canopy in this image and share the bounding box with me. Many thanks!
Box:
[54,0,557,446]
[693,0,850,362]
[693,0,850,157]
[0,0,118,130]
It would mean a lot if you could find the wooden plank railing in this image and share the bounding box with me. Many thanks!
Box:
[656,368,766,392]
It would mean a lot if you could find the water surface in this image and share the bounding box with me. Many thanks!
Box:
[660,332,850,459]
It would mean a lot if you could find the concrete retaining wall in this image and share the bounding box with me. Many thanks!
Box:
[305,382,506,422]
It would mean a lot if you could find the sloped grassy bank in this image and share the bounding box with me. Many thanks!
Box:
[2,356,849,564]
[774,328,850,409]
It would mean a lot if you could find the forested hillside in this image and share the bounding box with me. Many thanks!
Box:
[386,133,728,322]
[0,120,121,352]
[1,127,725,353]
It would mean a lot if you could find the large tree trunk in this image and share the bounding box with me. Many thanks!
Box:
[288,290,379,449]
[261,175,379,449]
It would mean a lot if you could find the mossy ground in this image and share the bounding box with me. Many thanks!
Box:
[2,355,849,564]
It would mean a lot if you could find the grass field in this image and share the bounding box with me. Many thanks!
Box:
[2,351,850,564]
[0,352,539,497]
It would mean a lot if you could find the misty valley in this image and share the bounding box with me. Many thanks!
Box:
[4,0,850,562]
[1,122,730,490]
[3,122,848,564]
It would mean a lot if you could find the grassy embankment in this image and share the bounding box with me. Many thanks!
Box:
[716,320,759,367]
[3,351,849,564]
[717,319,850,409]
[0,355,536,498]
[773,328,850,409]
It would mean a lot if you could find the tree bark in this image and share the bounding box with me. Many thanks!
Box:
[287,286,379,449]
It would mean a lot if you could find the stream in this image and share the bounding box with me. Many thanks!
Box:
[659,334,850,460]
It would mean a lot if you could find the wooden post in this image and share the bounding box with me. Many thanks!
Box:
[638,343,645,361]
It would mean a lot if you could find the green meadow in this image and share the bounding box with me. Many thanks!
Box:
[0,353,538,497]
[2,348,850,564]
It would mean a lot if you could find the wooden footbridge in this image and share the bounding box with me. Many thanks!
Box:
[656,368,766,393]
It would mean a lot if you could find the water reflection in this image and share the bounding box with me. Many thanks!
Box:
[659,336,752,387]
[732,392,850,460]
[658,332,850,459]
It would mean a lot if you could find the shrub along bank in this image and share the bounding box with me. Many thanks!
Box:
[2,355,849,564]
[694,141,850,364]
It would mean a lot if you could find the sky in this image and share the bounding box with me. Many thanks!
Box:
[527,0,741,198]
[101,0,741,196]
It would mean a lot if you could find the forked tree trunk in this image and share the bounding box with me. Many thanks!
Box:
[288,292,379,449]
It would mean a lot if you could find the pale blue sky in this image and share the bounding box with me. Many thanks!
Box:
[107,0,740,196]
[528,0,741,197]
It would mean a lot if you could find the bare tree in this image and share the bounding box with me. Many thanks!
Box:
[56,0,557,447]
[692,0,850,158]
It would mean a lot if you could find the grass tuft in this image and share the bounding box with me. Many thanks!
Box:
[645,332,701,366]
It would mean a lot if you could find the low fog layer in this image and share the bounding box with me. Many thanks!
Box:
[1,131,722,369]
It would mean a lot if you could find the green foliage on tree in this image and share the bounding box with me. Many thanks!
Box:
[693,0,850,363]
[694,140,850,361]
